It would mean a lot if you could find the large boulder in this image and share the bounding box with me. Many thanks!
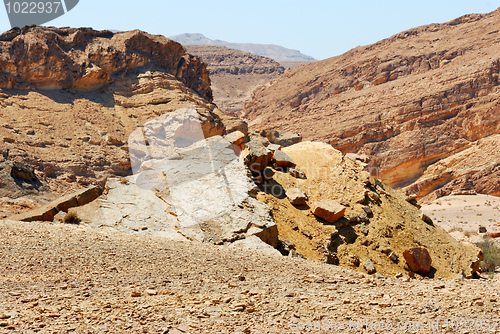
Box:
[403,247,432,274]
[0,161,50,199]
[74,136,278,249]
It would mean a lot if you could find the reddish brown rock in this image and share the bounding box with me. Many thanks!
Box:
[312,199,346,223]
[403,247,432,274]
[488,232,500,239]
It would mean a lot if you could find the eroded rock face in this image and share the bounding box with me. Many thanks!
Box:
[0,27,227,197]
[244,9,500,200]
[0,26,211,99]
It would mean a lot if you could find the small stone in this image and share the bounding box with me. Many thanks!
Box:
[362,205,372,215]
[389,252,399,262]
[479,226,487,233]
[0,314,10,320]
[359,224,369,235]
[476,300,484,306]
[395,273,403,278]
[406,194,418,202]
[130,291,141,297]
[421,213,433,225]
[145,289,157,296]
[374,273,384,279]
[363,259,376,274]
[286,188,308,206]
[380,247,391,254]
[289,168,306,179]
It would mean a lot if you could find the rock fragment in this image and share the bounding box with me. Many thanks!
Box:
[286,188,307,206]
[363,259,376,274]
[312,200,346,223]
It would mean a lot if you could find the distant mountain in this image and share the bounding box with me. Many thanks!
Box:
[170,33,315,62]
[185,45,284,115]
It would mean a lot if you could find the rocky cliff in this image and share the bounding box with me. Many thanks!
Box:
[0,26,230,199]
[243,9,500,201]
[185,45,284,114]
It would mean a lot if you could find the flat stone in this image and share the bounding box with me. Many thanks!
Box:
[264,130,302,147]
[312,199,346,223]
[289,168,306,179]
[273,150,296,168]
[10,186,102,222]
[359,224,369,235]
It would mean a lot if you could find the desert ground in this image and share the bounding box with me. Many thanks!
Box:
[0,220,499,333]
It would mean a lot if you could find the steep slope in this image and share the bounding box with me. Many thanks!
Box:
[0,26,226,199]
[243,9,500,201]
[256,142,481,279]
[170,33,315,62]
[185,45,285,114]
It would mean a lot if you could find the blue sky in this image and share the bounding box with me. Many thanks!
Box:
[1,0,499,59]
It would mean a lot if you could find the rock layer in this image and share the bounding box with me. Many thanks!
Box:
[0,27,227,197]
[244,9,500,200]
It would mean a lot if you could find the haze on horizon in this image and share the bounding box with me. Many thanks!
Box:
[0,0,498,60]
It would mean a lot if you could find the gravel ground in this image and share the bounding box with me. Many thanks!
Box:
[1,220,499,333]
